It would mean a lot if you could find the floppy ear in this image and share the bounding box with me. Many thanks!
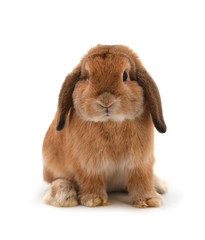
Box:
[56,65,81,131]
[136,69,167,133]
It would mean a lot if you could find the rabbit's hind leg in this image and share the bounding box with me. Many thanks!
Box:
[43,178,78,207]
[153,174,168,194]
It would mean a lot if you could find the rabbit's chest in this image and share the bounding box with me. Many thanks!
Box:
[104,159,128,192]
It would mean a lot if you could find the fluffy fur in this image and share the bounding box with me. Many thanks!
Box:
[42,45,167,208]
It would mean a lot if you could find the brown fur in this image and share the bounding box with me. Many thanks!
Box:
[42,45,167,208]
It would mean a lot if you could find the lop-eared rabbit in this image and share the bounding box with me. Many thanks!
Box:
[42,45,167,208]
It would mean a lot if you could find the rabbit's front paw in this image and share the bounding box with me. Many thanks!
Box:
[132,193,163,208]
[80,193,109,207]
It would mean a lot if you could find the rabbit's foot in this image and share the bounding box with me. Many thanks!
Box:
[132,193,163,208]
[154,174,168,194]
[43,179,78,207]
[80,193,109,207]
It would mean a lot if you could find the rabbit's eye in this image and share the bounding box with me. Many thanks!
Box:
[87,74,90,81]
[123,71,128,82]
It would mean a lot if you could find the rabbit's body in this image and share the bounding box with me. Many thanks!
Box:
[42,45,167,208]
[43,105,153,190]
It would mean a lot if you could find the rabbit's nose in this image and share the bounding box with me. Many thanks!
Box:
[96,91,116,107]
[97,102,114,109]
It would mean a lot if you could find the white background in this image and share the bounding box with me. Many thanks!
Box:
[0,0,205,239]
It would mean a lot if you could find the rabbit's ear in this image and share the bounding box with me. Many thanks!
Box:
[136,69,167,133]
[56,65,81,131]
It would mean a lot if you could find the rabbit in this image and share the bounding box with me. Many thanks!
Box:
[42,44,168,208]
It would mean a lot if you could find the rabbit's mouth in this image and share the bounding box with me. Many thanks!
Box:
[103,113,112,120]
[98,112,112,121]
[104,108,112,117]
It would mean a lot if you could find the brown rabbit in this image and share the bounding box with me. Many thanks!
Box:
[42,45,167,208]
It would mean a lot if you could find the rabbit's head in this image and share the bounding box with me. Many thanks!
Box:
[56,45,166,133]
